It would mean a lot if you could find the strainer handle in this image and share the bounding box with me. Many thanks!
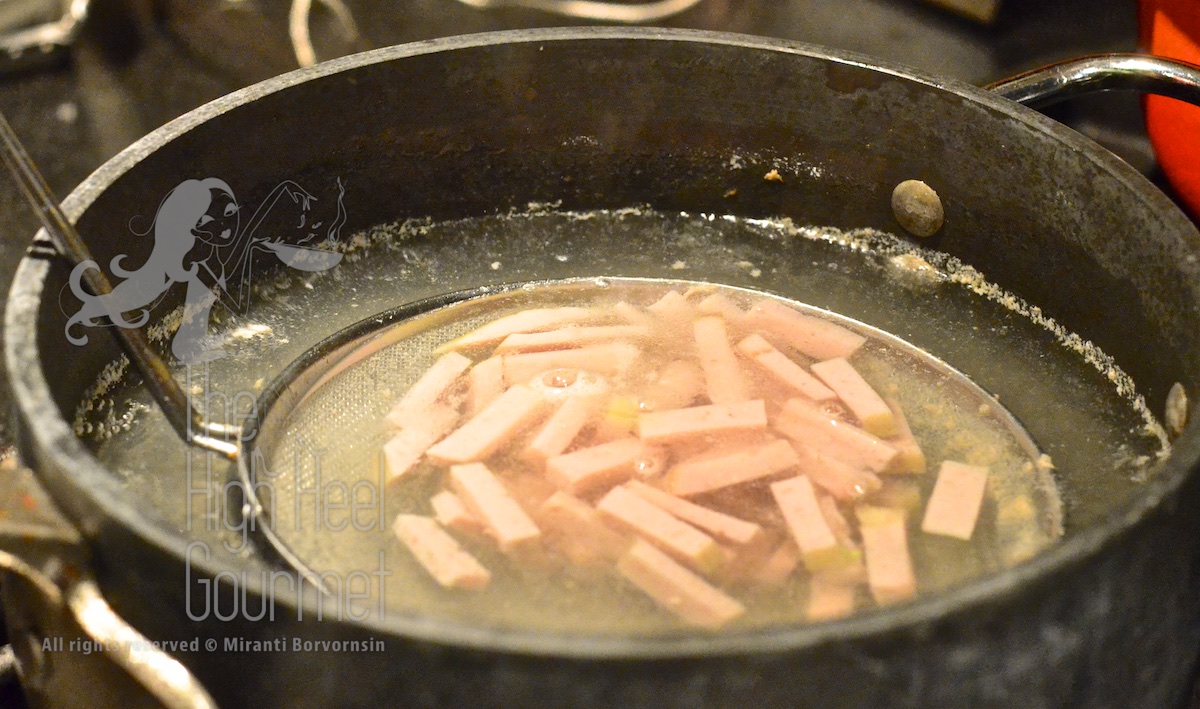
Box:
[0,111,238,460]
[987,53,1200,109]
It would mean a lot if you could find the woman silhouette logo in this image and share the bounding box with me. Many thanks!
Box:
[64,177,345,363]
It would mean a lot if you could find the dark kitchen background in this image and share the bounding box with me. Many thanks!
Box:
[0,0,1193,706]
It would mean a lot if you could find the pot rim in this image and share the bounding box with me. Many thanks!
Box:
[7,26,1200,659]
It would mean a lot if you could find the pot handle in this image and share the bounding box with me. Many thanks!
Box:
[987,53,1200,109]
[0,455,218,709]
[65,581,219,709]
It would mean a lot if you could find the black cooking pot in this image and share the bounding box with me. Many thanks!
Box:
[5,28,1200,709]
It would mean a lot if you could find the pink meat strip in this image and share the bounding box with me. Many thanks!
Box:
[744,299,866,360]
[638,399,768,446]
[810,358,898,437]
[772,398,899,473]
[612,301,653,327]
[597,486,723,573]
[448,463,542,552]
[537,491,630,563]
[770,476,839,563]
[667,438,800,497]
[426,384,549,465]
[522,396,600,465]
[693,315,752,404]
[546,437,647,496]
[645,290,695,331]
[921,461,989,540]
[429,490,483,534]
[858,506,917,604]
[381,403,460,483]
[639,360,706,412]
[502,342,640,386]
[791,442,883,501]
[884,399,927,474]
[504,474,559,516]
[735,333,837,402]
[695,293,747,329]
[750,541,802,587]
[624,480,765,546]
[631,445,669,479]
[392,514,491,590]
[495,325,650,354]
[467,356,505,417]
[385,351,472,427]
[439,307,598,352]
[807,574,857,622]
[617,539,746,628]
[817,494,857,548]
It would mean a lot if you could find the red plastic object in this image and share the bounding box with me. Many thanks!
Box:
[1140,0,1200,219]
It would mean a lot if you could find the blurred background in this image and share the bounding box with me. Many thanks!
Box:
[0,0,1185,705]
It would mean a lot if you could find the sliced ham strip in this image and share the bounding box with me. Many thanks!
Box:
[810,358,898,437]
[638,399,768,446]
[448,463,541,552]
[884,399,927,474]
[696,293,747,329]
[770,475,840,570]
[495,325,651,354]
[735,333,838,402]
[857,505,917,604]
[385,352,472,427]
[522,396,600,465]
[693,316,752,405]
[429,490,483,534]
[791,442,883,501]
[744,299,867,360]
[667,438,799,497]
[526,369,612,408]
[632,445,669,479]
[921,461,989,540]
[618,538,746,628]
[597,486,723,574]
[467,356,505,417]
[537,491,630,563]
[817,494,857,549]
[750,541,802,587]
[624,480,765,546]
[426,384,549,465]
[381,403,460,483]
[392,514,491,590]
[773,398,899,473]
[502,342,640,386]
[438,307,598,352]
[807,574,857,622]
[645,290,695,330]
[718,536,773,585]
[503,474,560,524]
[639,360,706,412]
[612,301,653,327]
[546,437,646,496]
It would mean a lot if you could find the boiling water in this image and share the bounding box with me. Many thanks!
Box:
[79,208,1168,634]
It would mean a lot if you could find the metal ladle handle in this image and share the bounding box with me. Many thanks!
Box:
[0,111,238,459]
[987,53,1200,109]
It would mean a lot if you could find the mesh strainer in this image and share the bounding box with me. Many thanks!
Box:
[229,275,1061,629]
